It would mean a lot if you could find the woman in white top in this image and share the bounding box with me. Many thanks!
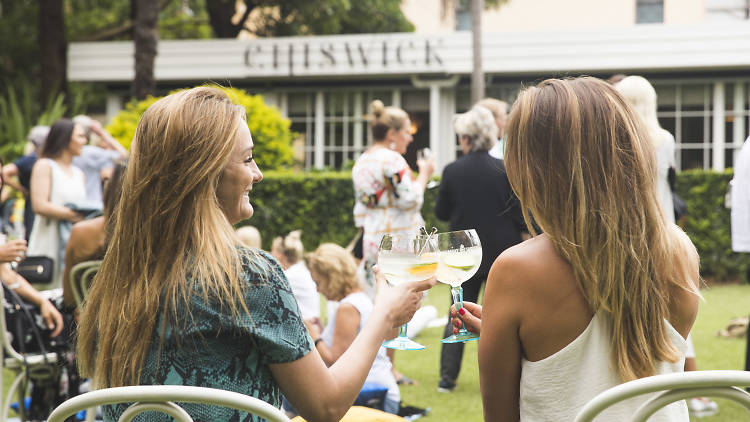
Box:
[453,78,700,421]
[615,75,676,224]
[305,243,401,414]
[28,118,88,290]
[271,230,320,320]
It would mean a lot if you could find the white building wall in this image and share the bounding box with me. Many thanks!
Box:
[403,0,706,33]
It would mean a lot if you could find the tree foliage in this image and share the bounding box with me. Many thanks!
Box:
[206,0,414,38]
[106,86,294,170]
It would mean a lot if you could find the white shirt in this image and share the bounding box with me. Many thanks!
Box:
[519,312,688,422]
[284,262,320,320]
[731,136,750,252]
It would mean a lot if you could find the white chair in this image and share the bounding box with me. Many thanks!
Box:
[47,385,293,422]
[69,259,102,307]
[1,284,59,421]
[574,370,750,422]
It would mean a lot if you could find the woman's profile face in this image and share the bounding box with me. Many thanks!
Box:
[216,120,263,224]
[68,124,88,156]
[389,118,413,155]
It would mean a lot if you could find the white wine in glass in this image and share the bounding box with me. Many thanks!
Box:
[378,233,437,350]
[436,229,482,343]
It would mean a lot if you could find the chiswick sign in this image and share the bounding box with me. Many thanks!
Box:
[242,34,449,77]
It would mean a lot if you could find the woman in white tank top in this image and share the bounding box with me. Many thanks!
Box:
[452,78,701,421]
[28,119,88,290]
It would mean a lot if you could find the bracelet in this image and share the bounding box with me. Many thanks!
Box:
[314,338,323,347]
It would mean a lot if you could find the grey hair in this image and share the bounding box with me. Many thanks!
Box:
[27,125,50,148]
[453,105,498,152]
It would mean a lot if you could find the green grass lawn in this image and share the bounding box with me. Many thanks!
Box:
[4,283,748,421]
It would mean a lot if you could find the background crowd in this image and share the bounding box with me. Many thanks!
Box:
[1,72,746,421]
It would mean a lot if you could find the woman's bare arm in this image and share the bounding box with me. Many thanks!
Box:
[271,275,434,422]
[315,303,360,366]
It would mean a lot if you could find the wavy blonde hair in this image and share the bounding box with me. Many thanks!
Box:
[77,87,256,388]
[505,77,697,381]
[305,243,359,302]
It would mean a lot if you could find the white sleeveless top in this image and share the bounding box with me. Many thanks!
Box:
[27,158,87,290]
[519,312,689,422]
[321,291,400,404]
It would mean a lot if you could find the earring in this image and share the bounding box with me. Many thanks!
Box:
[389,142,396,150]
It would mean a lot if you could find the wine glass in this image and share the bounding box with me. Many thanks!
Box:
[435,229,482,343]
[417,148,439,189]
[377,233,438,350]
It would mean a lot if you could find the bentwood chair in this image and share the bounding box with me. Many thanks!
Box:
[574,370,750,422]
[47,385,292,422]
[69,259,102,307]
[1,284,59,422]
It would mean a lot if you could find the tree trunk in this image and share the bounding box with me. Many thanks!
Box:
[38,0,67,106]
[470,0,484,104]
[133,0,159,100]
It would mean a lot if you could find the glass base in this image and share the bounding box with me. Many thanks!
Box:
[441,331,480,344]
[382,336,426,350]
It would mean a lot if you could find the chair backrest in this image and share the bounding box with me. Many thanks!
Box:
[0,282,25,362]
[574,370,750,422]
[69,260,101,307]
[47,385,293,422]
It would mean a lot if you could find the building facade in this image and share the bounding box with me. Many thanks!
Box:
[68,0,750,171]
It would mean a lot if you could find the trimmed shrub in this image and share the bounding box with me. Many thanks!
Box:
[677,168,749,283]
[106,86,294,170]
[244,169,746,284]
[243,171,447,251]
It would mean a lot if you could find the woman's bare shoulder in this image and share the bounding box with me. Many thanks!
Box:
[69,217,106,258]
[489,234,575,297]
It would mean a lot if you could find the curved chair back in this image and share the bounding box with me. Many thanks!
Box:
[69,260,102,306]
[574,370,750,422]
[47,385,292,422]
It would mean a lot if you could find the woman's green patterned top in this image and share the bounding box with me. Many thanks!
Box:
[104,249,314,421]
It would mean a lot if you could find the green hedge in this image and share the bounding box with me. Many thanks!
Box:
[243,170,747,283]
[677,169,749,283]
[242,171,447,252]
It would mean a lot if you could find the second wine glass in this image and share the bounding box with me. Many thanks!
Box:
[436,229,482,343]
[377,233,438,350]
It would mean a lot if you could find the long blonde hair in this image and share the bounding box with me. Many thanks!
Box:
[505,77,697,381]
[77,87,254,388]
[615,75,668,147]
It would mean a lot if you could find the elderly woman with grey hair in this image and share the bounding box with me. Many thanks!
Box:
[434,104,527,393]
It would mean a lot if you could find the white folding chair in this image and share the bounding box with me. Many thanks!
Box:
[1,284,59,421]
[47,385,293,422]
[69,259,102,307]
[574,370,750,422]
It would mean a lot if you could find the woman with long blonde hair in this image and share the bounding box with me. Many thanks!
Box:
[77,87,433,421]
[452,77,700,421]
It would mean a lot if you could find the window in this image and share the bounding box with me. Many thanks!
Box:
[706,0,750,21]
[455,0,472,31]
[654,80,750,171]
[636,0,664,24]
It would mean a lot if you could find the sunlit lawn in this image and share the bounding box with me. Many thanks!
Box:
[3,283,748,421]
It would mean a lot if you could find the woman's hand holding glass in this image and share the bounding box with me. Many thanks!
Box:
[450,301,482,335]
[373,265,436,329]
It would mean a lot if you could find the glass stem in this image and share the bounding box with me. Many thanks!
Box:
[398,323,409,338]
[451,286,468,334]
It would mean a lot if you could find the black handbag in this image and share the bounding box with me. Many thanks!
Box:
[15,255,54,285]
